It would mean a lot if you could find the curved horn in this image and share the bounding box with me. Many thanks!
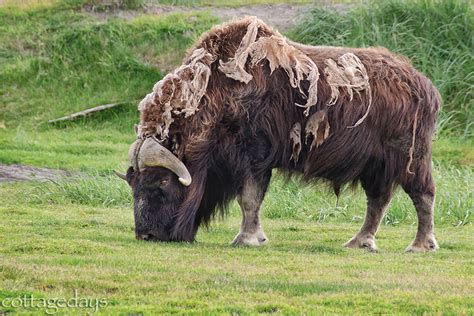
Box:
[138,137,192,186]
[114,170,127,181]
[128,139,143,171]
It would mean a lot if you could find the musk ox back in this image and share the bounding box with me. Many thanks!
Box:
[116,17,441,252]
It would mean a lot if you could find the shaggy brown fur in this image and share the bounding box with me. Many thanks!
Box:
[130,17,441,245]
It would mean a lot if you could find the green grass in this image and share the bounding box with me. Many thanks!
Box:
[0,123,133,171]
[0,0,473,314]
[0,183,473,314]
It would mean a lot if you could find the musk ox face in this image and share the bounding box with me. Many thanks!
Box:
[125,166,186,241]
[115,137,193,242]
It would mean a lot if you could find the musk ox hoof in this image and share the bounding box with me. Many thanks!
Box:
[232,230,268,246]
[344,234,378,252]
[405,236,439,253]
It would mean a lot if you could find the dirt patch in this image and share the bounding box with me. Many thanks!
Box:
[0,163,72,183]
[194,4,313,31]
[86,3,351,31]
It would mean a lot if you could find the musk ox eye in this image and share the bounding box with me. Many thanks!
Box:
[159,178,170,187]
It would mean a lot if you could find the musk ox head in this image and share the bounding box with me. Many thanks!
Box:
[114,47,214,242]
[116,137,192,242]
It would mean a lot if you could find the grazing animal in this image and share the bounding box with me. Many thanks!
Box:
[116,17,441,252]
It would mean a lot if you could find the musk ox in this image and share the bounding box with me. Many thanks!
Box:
[115,17,441,252]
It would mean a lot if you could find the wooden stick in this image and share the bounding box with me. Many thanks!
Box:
[47,100,137,124]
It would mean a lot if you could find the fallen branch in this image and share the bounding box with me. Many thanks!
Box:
[48,100,138,124]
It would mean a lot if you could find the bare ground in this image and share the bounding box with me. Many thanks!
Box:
[86,3,351,31]
[0,163,72,183]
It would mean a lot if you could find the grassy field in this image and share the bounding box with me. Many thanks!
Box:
[0,0,473,314]
[0,185,473,314]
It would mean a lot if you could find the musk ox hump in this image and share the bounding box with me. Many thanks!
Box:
[218,17,320,116]
[218,19,259,83]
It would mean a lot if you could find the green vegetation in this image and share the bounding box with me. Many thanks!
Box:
[0,3,217,170]
[0,6,217,126]
[1,183,473,314]
[0,0,473,314]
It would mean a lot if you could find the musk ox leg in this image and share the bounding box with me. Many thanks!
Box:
[344,188,394,252]
[402,171,439,252]
[232,173,271,246]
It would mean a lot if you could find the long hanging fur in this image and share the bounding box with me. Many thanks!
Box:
[133,17,441,240]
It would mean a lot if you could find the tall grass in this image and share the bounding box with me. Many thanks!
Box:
[29,164,472,226]
[262,164,472,226]
[29,173,132,207]
[289,0,473,138]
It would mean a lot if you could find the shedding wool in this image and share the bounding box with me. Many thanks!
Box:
[324,53,372,128]
[289,122,302,163]
[137,48,214,140]
[406,103,421,175]
[219,19,320,116]
[137,17,323,142]
[305,110,330,150]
